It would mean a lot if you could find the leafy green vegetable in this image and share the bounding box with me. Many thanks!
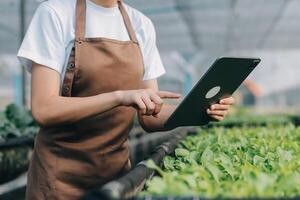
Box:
[0,104,38,141]
[175,148,190,157]
[5,104,35,128]
[143,124,300,198]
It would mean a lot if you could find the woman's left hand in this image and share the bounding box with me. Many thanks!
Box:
[206,97,235,121]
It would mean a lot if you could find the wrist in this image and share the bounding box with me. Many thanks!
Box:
[113,90,124,106]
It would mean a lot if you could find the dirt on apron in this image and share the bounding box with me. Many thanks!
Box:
[26,0,144,199]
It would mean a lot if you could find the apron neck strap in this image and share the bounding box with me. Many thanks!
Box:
[75,0,86,40]
[117,1,138,43]
[75,0,138,43]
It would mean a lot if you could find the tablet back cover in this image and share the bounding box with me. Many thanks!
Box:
[164,57,260,129]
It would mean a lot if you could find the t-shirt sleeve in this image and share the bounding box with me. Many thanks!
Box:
[17,3,65,74]
[142,18,165,81]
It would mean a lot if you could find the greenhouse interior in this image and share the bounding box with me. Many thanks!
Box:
[1,0,300,199]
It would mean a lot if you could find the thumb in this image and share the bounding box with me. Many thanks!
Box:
[157,91,181,99]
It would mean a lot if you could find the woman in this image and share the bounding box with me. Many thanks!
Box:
[18,0,235,199]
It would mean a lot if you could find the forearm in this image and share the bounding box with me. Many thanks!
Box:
[31,64,181,128]
[32,91,120,127]
[138,104,176,132]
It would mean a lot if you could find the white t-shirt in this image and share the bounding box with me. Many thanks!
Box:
[17,0,165,86]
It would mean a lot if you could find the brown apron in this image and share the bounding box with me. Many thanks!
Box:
[26,0,144,199]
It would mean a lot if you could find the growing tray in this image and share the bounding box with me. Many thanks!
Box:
[0,136,34,150]
[0,136,34,185]
[129,128,187,166]
[207,115,299,129]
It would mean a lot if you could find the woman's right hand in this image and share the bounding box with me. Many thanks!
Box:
[115,89,181,117]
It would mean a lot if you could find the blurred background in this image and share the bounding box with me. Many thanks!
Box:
[1,0,300,110]
[1,0,300,199]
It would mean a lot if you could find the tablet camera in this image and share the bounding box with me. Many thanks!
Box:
[205,86,221,99]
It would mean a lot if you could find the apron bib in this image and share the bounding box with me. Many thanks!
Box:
[26,0,144,199]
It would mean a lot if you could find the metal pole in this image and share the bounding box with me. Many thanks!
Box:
[257,0,291,49]
[20,0,27,106]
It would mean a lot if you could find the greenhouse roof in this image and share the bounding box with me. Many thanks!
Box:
[1,0,300,55]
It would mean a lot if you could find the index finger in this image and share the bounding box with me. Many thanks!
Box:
[157,91,181,99]
[220,97,235,105]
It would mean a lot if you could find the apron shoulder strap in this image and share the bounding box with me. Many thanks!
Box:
[75,0,138,43]
[75,0,86,40]
[118,1,139,43]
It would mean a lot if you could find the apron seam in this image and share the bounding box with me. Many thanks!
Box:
[54,148,59,198]
[136,42,146,79]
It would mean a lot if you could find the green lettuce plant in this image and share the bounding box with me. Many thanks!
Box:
[144,125,300,198]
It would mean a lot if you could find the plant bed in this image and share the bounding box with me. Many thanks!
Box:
[208,107,299,128]
[0,147,31,184]
[0,186,26,200]
[133,197,299,200]
[0,104,38,184]
[142,124,300,199]
[208,115,293,128]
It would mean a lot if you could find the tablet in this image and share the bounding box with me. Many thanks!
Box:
[164,57,261,129]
